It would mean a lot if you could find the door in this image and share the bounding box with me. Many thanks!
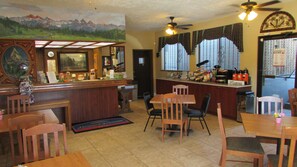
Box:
[133,49,153,98]
[257,33,297,109]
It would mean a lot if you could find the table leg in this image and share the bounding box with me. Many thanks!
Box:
[276,138,280,154]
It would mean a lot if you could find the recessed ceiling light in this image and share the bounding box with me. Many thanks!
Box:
[35,40,49,45]
[50,41,73,45]
[64,45,82,48]
[82,46,100,49]
[72,42,96,46]
[35,45,44,48]
[94,42,115,46]
[45,45,63,48]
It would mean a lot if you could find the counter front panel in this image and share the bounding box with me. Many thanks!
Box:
[156,78,251,120]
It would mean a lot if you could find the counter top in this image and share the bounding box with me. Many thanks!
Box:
[0,79,130,95]
[157,78,251,89]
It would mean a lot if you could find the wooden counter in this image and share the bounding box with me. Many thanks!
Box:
[0,79,129,124]
[156,78,252,120]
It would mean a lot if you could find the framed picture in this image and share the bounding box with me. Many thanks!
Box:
[102,56,112,68]
[58,52,89,72]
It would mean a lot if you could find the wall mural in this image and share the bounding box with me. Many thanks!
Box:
[0,1,125,42]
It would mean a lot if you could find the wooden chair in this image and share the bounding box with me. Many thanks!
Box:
[8,114,45,165]
[173,84,189,110]
[185,94,211,135]
[22,123,68,163]
[256,96,284,145]
[161,93,188,143]
[267,126,297,167]
[172,84,189,95]
[7,95,31,114]
[143,92,162,132]
[217,103,264,167]
[256,96,283,115]
[288,88,297,116]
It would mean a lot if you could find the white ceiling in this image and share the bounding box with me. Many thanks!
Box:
[4,0,294,31]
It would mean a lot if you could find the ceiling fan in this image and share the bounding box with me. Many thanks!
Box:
[238,0,281,21]
[166,16,193,35]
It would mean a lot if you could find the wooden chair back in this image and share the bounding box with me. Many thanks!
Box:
[22,123,68,163]
[288,88,297,116]
[173,84,189,109]
[256,96,283,115]
[172,84,189,95]
[161,93,188,143]
[8,114,45,165]
[276,126,297,167]
[217,103,227,152]
[7,95,30,114]
[161,93,184,123]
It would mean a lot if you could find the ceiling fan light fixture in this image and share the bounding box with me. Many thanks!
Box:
[247,11,258,21]
[166,27,175,35]
[238,12,247,20]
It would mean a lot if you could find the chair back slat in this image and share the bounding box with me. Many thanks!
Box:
[173,84,189,95]
[256,96,283,115]
[8,114,45,165]
[7,95,30,114]
[22,123,68,163]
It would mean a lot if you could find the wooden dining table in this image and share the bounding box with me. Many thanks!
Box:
[21,152,92,167]
[241,112,297,138]
[0,109,59,133]
[150,94,196,104]
[241,112,297,154]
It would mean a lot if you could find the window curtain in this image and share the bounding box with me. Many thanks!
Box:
[192,23,243,52]
[158,32,191,56]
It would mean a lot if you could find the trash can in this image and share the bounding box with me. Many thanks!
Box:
[236,91,255,122]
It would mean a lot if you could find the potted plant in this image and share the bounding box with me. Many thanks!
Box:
[274,112,285,124]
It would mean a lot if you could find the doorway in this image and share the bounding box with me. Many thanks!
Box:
[133,49,153,98]
[257,33,297,109]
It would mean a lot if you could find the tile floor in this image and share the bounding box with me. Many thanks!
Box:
[0,100,278,167]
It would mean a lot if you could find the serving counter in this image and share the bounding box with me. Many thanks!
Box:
[156,78,252,120]
[0,79,129,124]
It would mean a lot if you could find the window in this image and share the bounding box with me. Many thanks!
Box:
[197,37,240,70]
[161,43,189,71]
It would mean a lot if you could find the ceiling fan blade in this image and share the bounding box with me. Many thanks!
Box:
[256,0,280,8]
[177,24,193,27]
[255,7,281,11]
[177,27,189,30]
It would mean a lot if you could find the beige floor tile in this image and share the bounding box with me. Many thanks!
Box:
[0,99,279,167]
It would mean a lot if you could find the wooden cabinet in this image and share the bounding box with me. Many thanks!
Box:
[156,79,251,120]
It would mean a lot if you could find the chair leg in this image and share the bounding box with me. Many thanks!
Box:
[220,150,227,167]
[258,156,264,167]
[184,120,188,137]
[253,158,258,167]
[151,115,156,127]
[143,116,151,132]
[199,117,204,129]
[180,124,183,144]
[162,123,165,142]
[202,117,211,135]
[187,117,192,136]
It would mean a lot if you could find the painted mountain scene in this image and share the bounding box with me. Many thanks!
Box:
[0,1,125,41]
